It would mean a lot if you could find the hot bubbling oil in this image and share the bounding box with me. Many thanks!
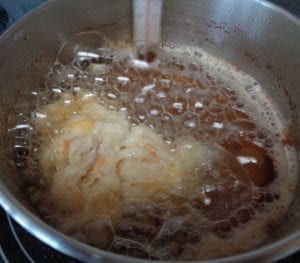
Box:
[9,34,297,260]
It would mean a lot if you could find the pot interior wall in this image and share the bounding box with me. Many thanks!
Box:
[0,0,299,259]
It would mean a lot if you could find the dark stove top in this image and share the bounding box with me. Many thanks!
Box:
[0,210,79,263]
[0,0,299,262]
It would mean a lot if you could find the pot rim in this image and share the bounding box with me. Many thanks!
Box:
[0,0,299,262]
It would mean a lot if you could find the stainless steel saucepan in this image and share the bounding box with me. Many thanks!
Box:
[0,0,299,262]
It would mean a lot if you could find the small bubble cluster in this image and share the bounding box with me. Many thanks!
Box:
[7,32,296,261]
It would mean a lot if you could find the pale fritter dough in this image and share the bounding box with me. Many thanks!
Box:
[35,90,208,223]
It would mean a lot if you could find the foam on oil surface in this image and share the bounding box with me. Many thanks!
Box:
[7,33,297,260]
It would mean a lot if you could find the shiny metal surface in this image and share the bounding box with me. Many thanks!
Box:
[0,0,299,262]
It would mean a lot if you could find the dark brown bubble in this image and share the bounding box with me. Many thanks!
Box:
[213,220,232,239]
[231,120,256,131]
[235,208,251,223]
[223,140,276,187]
[224,107,237,122]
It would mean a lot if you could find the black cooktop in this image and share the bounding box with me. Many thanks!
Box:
[0,0,299,262]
